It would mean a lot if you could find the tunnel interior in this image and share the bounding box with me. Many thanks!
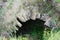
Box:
[13,17,47,40]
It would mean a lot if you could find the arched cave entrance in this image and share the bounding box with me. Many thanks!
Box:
[14,18,47,40]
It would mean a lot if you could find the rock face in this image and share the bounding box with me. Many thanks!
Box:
[41,14,57,27]
[0,0,59,39]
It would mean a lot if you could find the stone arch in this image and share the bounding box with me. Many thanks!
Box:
[0,0,59,40]
[13,13,57,38]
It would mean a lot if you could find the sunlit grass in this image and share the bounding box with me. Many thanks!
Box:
[0,27,60,40]
[7,28,60,40]
[54,0,60,3]
[48,28,60,40]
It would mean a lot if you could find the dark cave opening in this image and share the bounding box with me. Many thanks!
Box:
[15,17,46,40]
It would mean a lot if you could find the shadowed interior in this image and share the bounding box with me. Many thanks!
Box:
[8,17,47,40]
[16,17,45,38]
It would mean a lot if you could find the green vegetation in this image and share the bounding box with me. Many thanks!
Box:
[1,28,59,40]
[0,0,60,40]
[54,0,60,3]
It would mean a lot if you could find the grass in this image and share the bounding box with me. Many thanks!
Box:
[54,0,60,3]
[0,27,60,40]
